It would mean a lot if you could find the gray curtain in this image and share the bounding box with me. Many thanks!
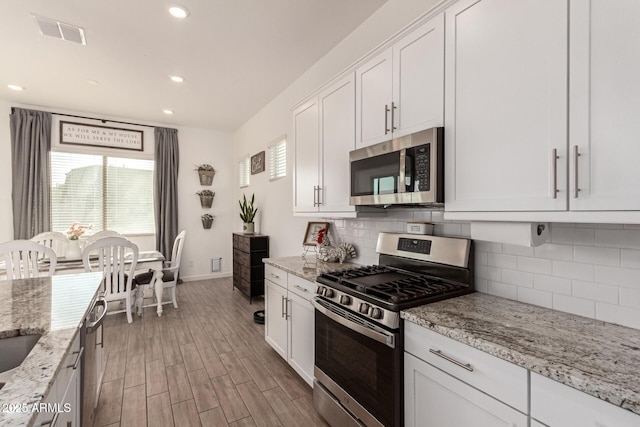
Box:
[154,127,179,258]
[9,108,52,239]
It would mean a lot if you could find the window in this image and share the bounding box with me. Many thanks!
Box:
[50,152,155,235]
[239,157,250,188]
[268,137,287,180]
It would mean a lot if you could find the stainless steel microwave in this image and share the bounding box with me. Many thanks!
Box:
[349,127,444,206]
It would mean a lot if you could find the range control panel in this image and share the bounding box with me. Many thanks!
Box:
[397,238,432,255]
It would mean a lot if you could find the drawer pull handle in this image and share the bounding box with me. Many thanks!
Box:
[67,347,84,370]
[429,349,473,372]
[293,284,308,292]
[269,273,280,279]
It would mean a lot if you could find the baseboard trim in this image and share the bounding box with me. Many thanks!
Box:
[181,272,232,282]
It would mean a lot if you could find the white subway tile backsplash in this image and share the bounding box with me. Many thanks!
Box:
[413,211,432,222]
[474,240,502,253]
[517,287,553,308]
[621,249,640,269]
[501,269,533,287]
[431,210,445,222]
[551,227,595,246]
[595,228,640,249]
[596,303,640,330]
[477,265,501,282]
[573,246,620,266]
[552,260,595,281]
[475,252,488,266]
[439,223,462,237]
[534,275,572,295]
[460,223,471,237]
[553,294,595,318]
[487,253,517,270]
[619,287,640,310]
[572,280,619,305]
[502,244,534,257]
[594,265,640,289]
[475,278,488,293]
[517,256,552,275]
[487,281,518,300]
[534,243,573,261]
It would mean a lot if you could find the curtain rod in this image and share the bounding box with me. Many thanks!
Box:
[11,107,156,129]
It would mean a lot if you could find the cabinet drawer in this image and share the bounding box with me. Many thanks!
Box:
[265,264,287,288]
[233,275,250,295]
[233,234,269,252]
[288,274,315,301]
[57,332,81,397]
[404,322,528,413]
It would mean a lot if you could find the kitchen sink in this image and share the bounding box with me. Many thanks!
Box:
[0,334,42,374]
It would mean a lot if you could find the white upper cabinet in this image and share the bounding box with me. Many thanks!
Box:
[293,98,320,213]
[293,74,356,216]
[569,0,640,211]
[356,13,444,149]
[444,0,568,212]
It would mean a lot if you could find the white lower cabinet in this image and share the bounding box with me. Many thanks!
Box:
[33,332,82,426]
[405,353,528,427]
[531,372,640,427]
[264,265,315,386]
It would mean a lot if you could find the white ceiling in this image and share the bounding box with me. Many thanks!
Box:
[0,0,386,131]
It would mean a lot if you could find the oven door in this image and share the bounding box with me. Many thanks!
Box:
[312,297,402,427]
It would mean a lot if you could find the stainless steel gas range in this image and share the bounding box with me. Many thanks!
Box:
[312,232,474,427]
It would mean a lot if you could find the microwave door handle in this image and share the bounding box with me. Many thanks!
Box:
[398,149,407,193]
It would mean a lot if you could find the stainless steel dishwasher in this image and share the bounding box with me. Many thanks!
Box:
[82,295,107,427]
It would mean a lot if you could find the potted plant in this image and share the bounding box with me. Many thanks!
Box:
[196,189,215,208]
[201,213,215,229]
[196,164,216,186]
[239,193,258,234]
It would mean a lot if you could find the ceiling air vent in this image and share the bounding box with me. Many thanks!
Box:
[33,15,86,45]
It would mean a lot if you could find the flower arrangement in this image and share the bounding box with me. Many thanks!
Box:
[66,222,93,240]
[195,164,215,171]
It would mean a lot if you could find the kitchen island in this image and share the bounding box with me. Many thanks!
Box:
[0,272,103,426]
[402,293,640,418]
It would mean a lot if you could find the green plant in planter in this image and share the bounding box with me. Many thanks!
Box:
[239,193,258,223]
[195,164,215,171]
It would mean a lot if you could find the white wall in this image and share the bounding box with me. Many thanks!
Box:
[0,100,234,280]
[232,0,442,257]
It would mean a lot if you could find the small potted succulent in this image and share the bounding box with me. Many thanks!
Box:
[196,164,216,186]
[196,189,215,208]
[201,213,215,229]
[239,193,258,234]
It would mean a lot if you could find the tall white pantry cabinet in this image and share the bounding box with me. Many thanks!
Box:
[445,0,640,216]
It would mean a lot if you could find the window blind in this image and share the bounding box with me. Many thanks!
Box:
[239,157,250,188]
[268,138,287,180]
[50,152,155,235]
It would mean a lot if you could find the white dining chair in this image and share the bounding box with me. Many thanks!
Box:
[134,231,185,315]
[83,230,123,248]
[0,240,57,279]
[83,236,138,323]
[30,231,69,258]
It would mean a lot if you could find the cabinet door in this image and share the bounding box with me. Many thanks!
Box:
[355,48,393,149]
[404,353,528,427]
[444,0,568,212]
[293,98,320,213]
[392,13,444,138]
[531,372,640,427]
[319,73,356,213]
[264,280,288,360]
[287,292,314,387]
[570,0,640,210]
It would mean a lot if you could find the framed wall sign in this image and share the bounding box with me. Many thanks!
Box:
[251,151,265,175]
[303,221,330,246]
[60,121,144,151]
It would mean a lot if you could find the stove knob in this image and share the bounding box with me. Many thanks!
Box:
[324,288,335,298]
[315,285,325,295]
[358,303,370,314]
[370,308,383,319]
[339,295,352,305]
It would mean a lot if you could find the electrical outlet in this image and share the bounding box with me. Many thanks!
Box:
[211,257,221,272]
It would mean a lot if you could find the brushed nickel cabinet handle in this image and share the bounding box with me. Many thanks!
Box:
[269,272,280,279]
[391,102,397,131]
[317,186,322,206]
[281,295,286,318]
[384,104,390,135]
[551,148,559,199]
[293,284,309,292]
[429,348,474,372]
[573,145,580,198]
[67,347,84,370]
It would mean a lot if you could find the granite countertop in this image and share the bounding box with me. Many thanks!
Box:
[263,256,361,282]
[402,293,640,416]
[0,272,103,426]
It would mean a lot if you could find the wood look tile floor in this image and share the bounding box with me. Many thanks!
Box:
[94,277,328,427]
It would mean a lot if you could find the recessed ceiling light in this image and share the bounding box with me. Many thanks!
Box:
[8,84,25,91]
[163,109,174,115]
[169,75,184,83]
[168,6,189,19]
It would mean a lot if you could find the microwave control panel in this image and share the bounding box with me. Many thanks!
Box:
[410,144,430,192]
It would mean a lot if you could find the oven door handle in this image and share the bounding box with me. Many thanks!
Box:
[312,298,396,348]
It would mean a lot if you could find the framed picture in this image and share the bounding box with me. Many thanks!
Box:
[60,121,143,151]
[251,151,265,174]
[303,221,330,246]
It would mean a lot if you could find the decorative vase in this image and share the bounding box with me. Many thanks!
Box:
[243,222,255,234]
[198,170,215,186]
[65,239,82,259]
